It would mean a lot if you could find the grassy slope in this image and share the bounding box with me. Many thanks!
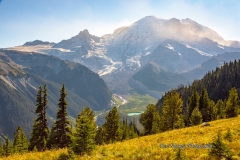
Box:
[2,116,240,160]
[118,93,157,114]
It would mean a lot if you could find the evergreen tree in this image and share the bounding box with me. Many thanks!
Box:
[72,107,96,155]
[188,86,200,124]
[29,85,49,151]
[121,118,129,141]
[207,100,218,121]
[13,126,28,153]
[42,85,49,145]
[199,88,210,122]
[128,122,138,139]
[209,132,232,159]
[190,107,202,126]
[224,128,233,142]
[215,99,226,119]
[161,91,184,131]
[226,87,239,118]
[2,136,12,157]
[140,104,161,135]
[102,106,121,143]
[95,126,105,145]
[174,149,187,160]
[46,124,57,149]
[49,84,71,148]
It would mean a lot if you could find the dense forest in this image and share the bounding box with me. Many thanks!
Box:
[0,59,239,159]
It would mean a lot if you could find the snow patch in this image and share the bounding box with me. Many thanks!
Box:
[218,45,224,49]
[166,44,174,51]
[145,52,151,56]
[186,44,213,57]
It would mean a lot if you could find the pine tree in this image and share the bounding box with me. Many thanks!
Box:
[29,85,49,151]
[102,106,121,143]
[209,132,231,159]
[207,100,218,121]
[224,128,233,142]
[140,104,161,134]
[95,126,104,145]
[174,149,187,160]
[121,118,129,141]
[13,126,28,153]
[161,91,184,131]
[215,99,226,119]
[49,84,71,148]
[226,87,239,118]
[72,107,96,155]
[46,124,57,149]
[2,136,12,157]
[190,107,202,126]
[188,86,200,124]
[199,88,210,122]
[128,122,138,139]
[42,85,49,146]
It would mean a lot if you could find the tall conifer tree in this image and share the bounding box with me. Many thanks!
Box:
[72,107,96,155]
[226,87,239,118]
[199,88,210,122]
[140,104,161,135]
[29,85,49,151]
[188,86,200,124]
[102,106,121,143]
[161,91,184,131]
[49,84,70,148]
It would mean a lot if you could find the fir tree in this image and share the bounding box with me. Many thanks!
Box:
[102,106,121,143]
[207,100,218,121]
[215,99,226,119]
[188,86,200,124]
[199,88,210,122]
[161,91,184,131]
[224,128,233,142]
[49,84,71,148]
[226,87,239,118]
[29,85,49,151]
[174,148,187,160]
[190,107,202,126]
[72,107,96,155]
[2,136,12,157]
[95,126,104,145]
[209,132,232,159]
[140,104,161,134]
[128,122,138,139]
[121,118,129,141]
[13,126,28,153]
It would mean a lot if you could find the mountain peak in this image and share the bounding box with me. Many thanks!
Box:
[78,29,90,36]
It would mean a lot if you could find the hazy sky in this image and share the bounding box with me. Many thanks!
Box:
[0,0,239,48]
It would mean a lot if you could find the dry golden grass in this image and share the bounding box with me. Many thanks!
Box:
[2,116,240,160]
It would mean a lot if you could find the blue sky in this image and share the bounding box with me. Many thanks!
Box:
[0,0,239,48]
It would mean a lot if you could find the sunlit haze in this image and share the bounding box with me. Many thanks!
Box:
[0,0,239,48]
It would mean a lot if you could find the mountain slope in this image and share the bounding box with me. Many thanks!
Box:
[1,50,112,110]
[132,62,188,92]
[0,49,112,138]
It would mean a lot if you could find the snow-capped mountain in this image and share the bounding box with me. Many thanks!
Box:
[6,16,240,95]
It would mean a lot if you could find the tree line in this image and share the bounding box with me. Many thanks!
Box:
[0,84,139,157]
